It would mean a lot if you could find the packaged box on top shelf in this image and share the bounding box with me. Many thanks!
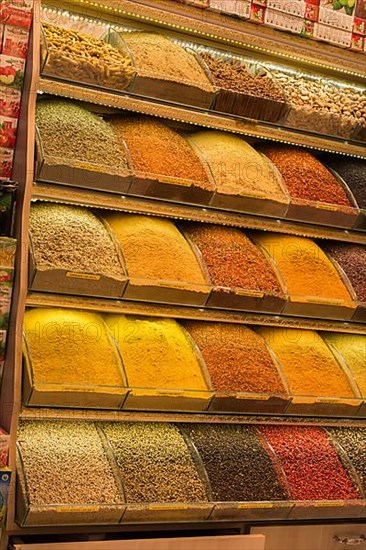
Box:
[258,328,362,417]
[264,8,305,35]
[102,214,212,307]
[259,147,360,229]
[252,233,357,320]
[112,117,215,207]
[117,30,218,109]
[209,0,251,18]
[28,203,128,299]
[182,224,287,314]
[35,100,134,194]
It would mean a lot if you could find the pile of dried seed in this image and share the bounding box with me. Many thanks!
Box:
[184,322,286,395]
[102,422,208,503]
[42,23,134,90]
[112,117,213,188]
[321,158,366,210]
[201,52,286,102]
[260,426,361,501]
[185,424,287,502]
[36,100,130,176]
[120,32,215,91]
[183,224,283,294]
[259,147,352,206]
[322,243,366,303]
[327,427,366,492]
[17,421,124,505]
[30,203,125,280]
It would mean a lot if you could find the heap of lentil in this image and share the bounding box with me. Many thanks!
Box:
[36,100,130,177]
[30,203,125,280]
[102,422,208,503]
[258,146,352,206]
[185,424,287,502]
[253,233,353,302]
[321,333,366,398]
[24,308,126,391]
[327,427,366,493]
[320,158,366,210]
[102,214,208,285]
[258,328,355,399]
[259,426,361,501]
[322,243,366,303]
[120,32,215,91]
[111,117,213,188]
[17,420,124,506]
[188,131,287,200]
[183,322,286,395]
[201,52,286,102]
[183,224,283,295]
[105,314,209,392]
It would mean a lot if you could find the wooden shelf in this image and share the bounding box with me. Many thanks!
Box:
[38,78,366,159]
[43,0,366,81]
[26,292,366,334]
[32,183,366,244]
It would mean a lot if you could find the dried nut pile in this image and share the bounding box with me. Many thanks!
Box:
[322,333,366,397]
[36,100,131,176]
[259,147,352,206]
[183,224,283,295]
[272,71,365,137]
[30,203,125,280]
[112,117,213,188]
[42,23,134,90]
[186,424,287,502]
[120,32,214,91]
[323,243,366,303]
[184,322,286,395]
[102,214,208,285]
[258,328,355,399]
[253,234,353,302]
[328,427,366,493]
[201,52,286,102]
[322,158,366,210]
[18,420,124,506]
[24,308,125,390]
[103,422,208,503]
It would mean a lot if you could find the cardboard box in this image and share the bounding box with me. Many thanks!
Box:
[0,0,33,29]
[2,25,29,59]
[0,84,20,118]
[0,53,25,89]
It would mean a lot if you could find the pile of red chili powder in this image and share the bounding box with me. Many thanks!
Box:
[259,426,361,501]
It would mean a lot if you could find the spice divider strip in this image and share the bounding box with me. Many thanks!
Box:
[38,78,366,159]
[43,0,366,80]
[31,184,366,246]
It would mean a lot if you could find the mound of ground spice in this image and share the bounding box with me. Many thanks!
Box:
[253,233,353,302]
[183,321,286,395]
[188,131,287,200]
[183,224,283,294]
[259,146,352,206]
[259,426,361,501]
[105,314,209,392]
[120,32,214,91]
[36,100,130,177]
[24,308,125,391]
[321,157,366,210]
[102,214,208,285]
[258,328,355,399]
[102,422,208,503]
[30,203,125,280]
[322,333,366,397]
[327,427,366,493]
[111,117,212,188]
[185,424,287,502]
[322,243,366,303]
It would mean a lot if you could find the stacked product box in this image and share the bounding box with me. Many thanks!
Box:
[0,0,33,180]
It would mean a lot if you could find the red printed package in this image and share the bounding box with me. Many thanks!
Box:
[250,3,266,23]
[0,54,25,89]
[0,116,16,148]
[0,147,13,180]
[0,85,20,117]
[0,0,33,30]
[2,25,28,58]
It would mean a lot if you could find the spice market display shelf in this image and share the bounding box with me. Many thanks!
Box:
[32,183,366,245]
[38,78,366,159]
[1,0,366,548]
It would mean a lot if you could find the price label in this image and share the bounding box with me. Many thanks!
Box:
[314,501,343,507]
[148,505,189,511]
[66,272,101,281]
[55,506,100,513]
[238,503,273,509]
[315,203,338,212]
